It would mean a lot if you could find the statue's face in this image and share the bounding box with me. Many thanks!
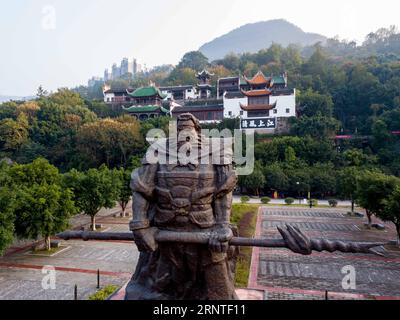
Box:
[177,126,199,147]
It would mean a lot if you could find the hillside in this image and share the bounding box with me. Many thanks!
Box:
[199,19,326,61]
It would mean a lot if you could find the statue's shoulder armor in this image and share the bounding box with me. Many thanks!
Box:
[130,161,158,198]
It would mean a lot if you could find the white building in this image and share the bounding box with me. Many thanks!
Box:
[159,85,198,101]
[223,92,247,118]
[223,89,296,119]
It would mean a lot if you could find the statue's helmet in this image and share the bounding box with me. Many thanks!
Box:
[177,113,201,133]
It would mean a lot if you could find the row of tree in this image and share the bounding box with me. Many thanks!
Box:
[0,158,134,254]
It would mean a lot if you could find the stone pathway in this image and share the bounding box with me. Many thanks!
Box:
[0,212,138,300]
[248,207,400,300]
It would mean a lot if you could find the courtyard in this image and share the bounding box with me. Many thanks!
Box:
[248,207,400,300]
[0,206,399,300]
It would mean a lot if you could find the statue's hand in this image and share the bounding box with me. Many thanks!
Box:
[277,225,312,255]
[133,227,158,252]
[209,225,233,253]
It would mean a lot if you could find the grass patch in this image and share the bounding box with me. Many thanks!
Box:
[88,285,119,300]
[30,246,67,256]
[231,204,260,288]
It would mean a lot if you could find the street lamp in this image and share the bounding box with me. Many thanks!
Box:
[296,182,301,204]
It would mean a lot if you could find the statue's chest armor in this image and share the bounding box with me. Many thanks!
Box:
[157,163,215,191]
[154,163,216,229]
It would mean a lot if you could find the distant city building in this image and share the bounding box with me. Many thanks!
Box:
[111,63,121,80]
[88,76,103,88]
[120,58,130,76]
[104,69,110,82]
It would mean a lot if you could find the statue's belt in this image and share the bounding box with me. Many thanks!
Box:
[155,207,215,229]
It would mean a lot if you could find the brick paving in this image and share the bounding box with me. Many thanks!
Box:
[249,207,400,300]
[0,211,138,300]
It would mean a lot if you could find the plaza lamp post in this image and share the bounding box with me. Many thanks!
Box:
[296,182,301,204]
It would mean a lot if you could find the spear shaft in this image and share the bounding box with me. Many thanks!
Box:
[56,230,385,255]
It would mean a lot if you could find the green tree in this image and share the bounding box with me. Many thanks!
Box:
[114,168,132,217]
[9,159,77,251]
[240,163,265,197]
[381,186,400,246]
[64,166,119,231]
[291,114,340,139]
[263,163,289,193]
[337,167,362,213]
[177,51,209,71]
[0,113,29,153]
[298,90,334,117]
[0,186,15,255]
[355,171,400,228]
[76,117,144,169]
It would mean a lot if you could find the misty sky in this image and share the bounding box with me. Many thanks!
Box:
[0,0,399,96]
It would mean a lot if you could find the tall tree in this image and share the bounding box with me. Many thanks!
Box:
[337,167,362,213]
[9,159,77,250]
[114,168,132,217]
[381,186,400,246]
[177,51,209,71]
[0,163,15,255]
[355,171,400,228]
[64,166,120,231]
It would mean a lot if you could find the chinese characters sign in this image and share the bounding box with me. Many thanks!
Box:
[241,118,276,130]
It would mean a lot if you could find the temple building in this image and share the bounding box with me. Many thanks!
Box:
[122,86,170,120]
[159,85,197,101]
[103,87,134,105]
[217,75,247,98]
[196,69,214,99]
[171,103,223,123]
[222,71,296,132]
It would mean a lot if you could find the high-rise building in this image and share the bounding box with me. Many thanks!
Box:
[120,58,130,76]
[88,76,103,87]
[112,63,121,80]
[104,69,110,82]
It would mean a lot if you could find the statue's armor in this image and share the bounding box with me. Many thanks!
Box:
[125,136,238,300]
[155,163,217,231]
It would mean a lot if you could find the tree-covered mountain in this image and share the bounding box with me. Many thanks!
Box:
[199,19,326,61]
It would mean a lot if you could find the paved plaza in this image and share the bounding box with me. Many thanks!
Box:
[248,207,400,300]
[0,212,138,300]
[1,205,400,300]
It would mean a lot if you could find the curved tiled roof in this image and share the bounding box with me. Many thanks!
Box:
[239,101,277,111]
[123,105,170,114]
[244,71,271,86]
[241,88,271,97]
[128,86,167,99]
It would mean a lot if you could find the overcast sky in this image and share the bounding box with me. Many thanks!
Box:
[0,0,399,96]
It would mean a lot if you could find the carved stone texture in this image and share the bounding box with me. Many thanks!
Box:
[125,113,239,300]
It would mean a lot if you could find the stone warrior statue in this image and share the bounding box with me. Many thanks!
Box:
[57,113,387,300]
[126,113,239,300]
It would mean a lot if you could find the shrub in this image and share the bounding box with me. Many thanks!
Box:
[88,285,119,300]
[261,197,271,204]
[328,199,338,207]
[308,199,318,206]
[240,196,250,204]
[285,198,295,205]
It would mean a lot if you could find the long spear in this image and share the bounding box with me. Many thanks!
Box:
[57,225,387,256]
